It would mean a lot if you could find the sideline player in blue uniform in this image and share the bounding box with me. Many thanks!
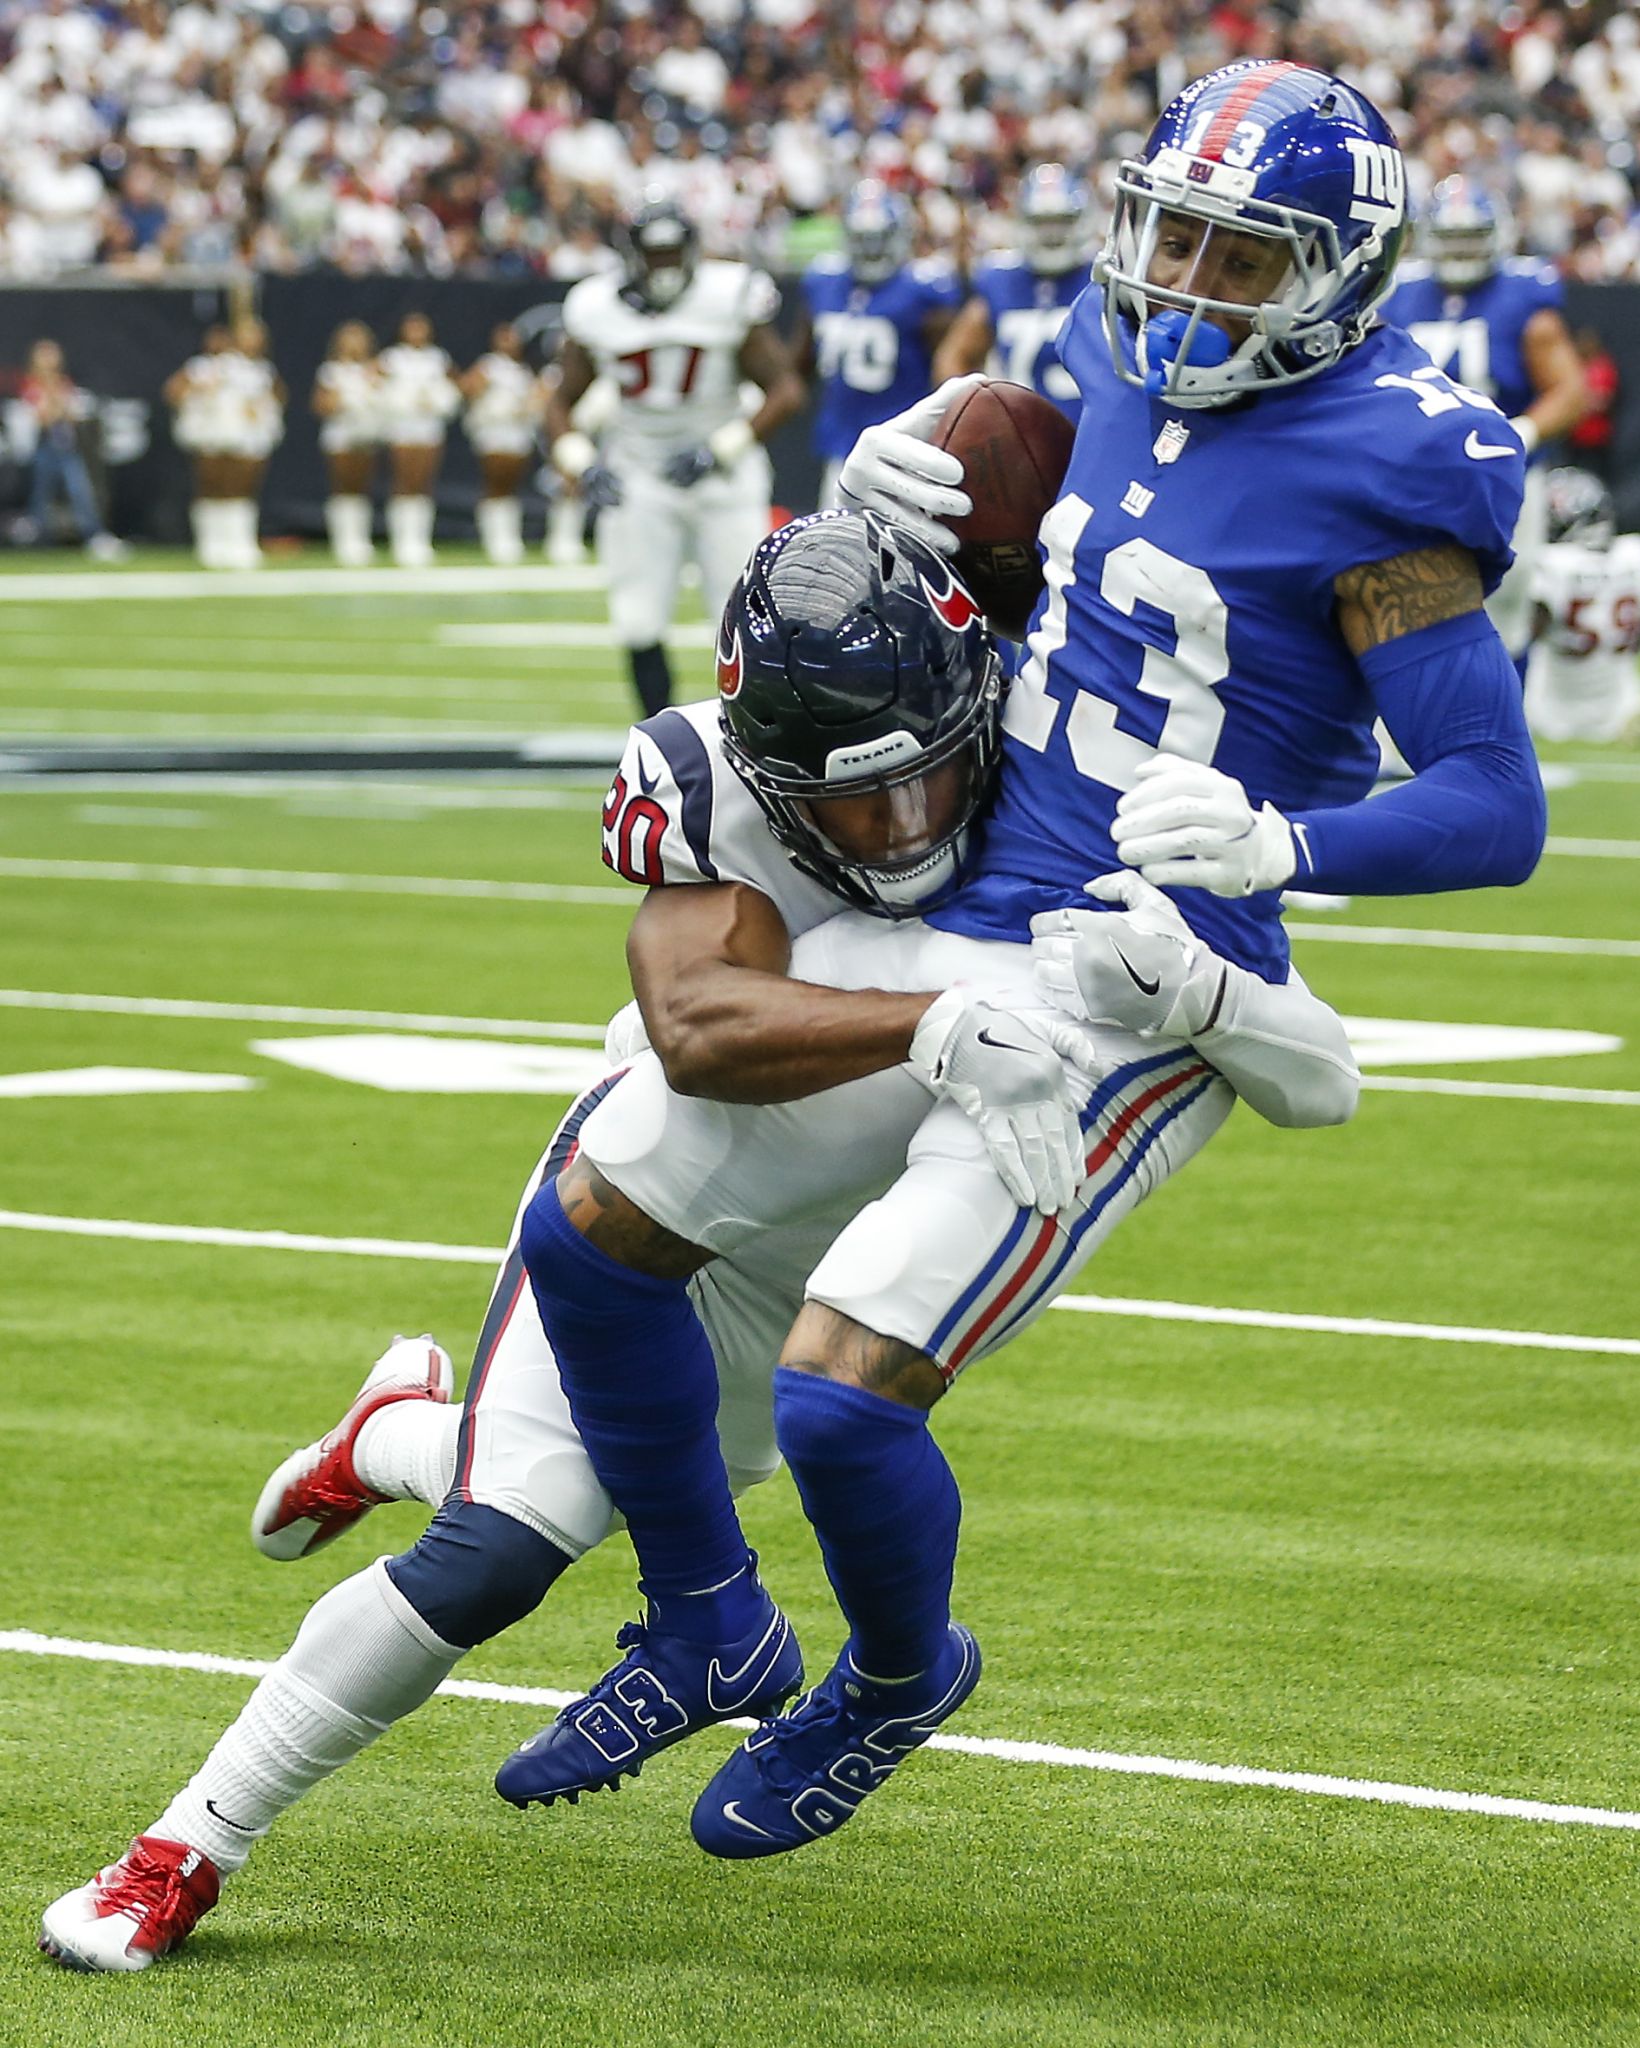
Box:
[934,163,1091,417]
[454,63,1549,1862]
[1382,177,1588,668]
[794,181,962,506]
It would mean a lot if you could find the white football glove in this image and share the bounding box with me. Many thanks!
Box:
[602,999,651,1067]
[1029,872,1227,1039]
[1111,754,1297,897]
[908,987,1100,1215]
[835,374,985,558]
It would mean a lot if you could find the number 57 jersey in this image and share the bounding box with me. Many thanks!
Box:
[931,299,1524,982]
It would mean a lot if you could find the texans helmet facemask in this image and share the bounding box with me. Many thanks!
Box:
[1544,467,1616,551]
[1097,60,1409,408]
[617,197,699,311]
[717,510,1003,918]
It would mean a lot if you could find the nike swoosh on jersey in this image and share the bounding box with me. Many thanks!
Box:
[704,1612,791,1715]
[1463,431,1516,461]
[1111,944,1161,997]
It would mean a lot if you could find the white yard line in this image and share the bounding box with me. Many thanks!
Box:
[0,565,608,601]
[0,989,608,1040]
[3,1208,1636,1356]
[1287,922,1640,960]
[1360,1075,1640,1108]
[0,778,604,804]
[1,1628,1634,1833]
[1544,837,1640,860]
[437,621,715,649]
[0,857,630,906]
[45,670,556,699]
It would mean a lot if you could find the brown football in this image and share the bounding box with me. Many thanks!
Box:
[931,379,1076,640]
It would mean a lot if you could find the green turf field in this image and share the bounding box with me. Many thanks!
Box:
[2,555,1638,2046]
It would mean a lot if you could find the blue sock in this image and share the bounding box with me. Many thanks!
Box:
[520,1180,758,1643]
[772,1366,959,1687]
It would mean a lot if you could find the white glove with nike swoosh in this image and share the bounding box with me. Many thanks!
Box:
[908,988,1100,1215]
[1111,754,1297,896]
[1029,872,1228,1038]
[835,374,985,558]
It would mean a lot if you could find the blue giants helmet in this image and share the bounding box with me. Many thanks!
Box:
[1422,175,1505,289]
[717,511,1002,917]
[1096,60,1409,408]
[1018,163,1093,276]
[843,181,913,284]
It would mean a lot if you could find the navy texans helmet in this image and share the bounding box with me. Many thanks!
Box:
[1544,467,1615,551]
[843,181,913,285]
[716,510,1003,917]
[1096,60,1409,408]
[1423,175,1506,290]
[617,194,698,311]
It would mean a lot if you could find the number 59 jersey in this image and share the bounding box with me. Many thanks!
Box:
[931,300,1524,982]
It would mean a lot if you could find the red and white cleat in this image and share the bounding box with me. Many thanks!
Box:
[251,1334,453,1561]
[39,1836,221,1972]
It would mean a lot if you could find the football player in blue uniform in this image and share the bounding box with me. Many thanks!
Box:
[455,63,1548,1864]
[933,163,1092,417]
[1381,176,1588,670]
[795,181,963,506]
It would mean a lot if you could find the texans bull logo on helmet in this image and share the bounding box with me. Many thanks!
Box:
[716,620,744,698]
[917,568,983,634]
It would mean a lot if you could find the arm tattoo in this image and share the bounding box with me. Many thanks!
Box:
[1334,543,1484,655]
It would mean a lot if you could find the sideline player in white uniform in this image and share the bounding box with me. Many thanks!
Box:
[311,320,382,567]
[164,324,237,568]
[1525,468,1640,743]
[546,195,806,717]
[38,517,1359,1972]
[460,322,544,567]
[377,312,460,569]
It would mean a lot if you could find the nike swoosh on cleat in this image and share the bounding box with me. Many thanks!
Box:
[1463,431,1516,461]
[705,1613,790,1715]
[721,1801,775,1838]
[1111,944,1161,997]
[205,1799,257,1834]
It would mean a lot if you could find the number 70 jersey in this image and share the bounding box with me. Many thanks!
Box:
[930,298,1524,981]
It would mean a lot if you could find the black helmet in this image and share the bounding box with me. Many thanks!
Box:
[717,510,1003,917]
[617,195,698,311]
[1544,466,1615,551]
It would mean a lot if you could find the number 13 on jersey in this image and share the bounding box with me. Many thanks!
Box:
[1004,494,1230,790]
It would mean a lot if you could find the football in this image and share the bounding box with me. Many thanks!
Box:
[931,379,1076,639]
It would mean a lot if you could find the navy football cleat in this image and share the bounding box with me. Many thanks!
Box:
[690,1623,981,1859]
[495,1594,803,1809]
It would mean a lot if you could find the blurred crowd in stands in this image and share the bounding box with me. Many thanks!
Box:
[0,0,1636,283]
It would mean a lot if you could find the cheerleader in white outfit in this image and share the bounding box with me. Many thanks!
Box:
[312,321,381,566]
[377,312,459,568]
[213,316,285,569]
[459,322,542,566]
[165,325,237,568]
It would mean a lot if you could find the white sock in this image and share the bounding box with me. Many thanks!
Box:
[353,1401,460,1506]
[477,496,522,565]
[226,499,260,566]
[388,496,433,566]
[150,1561,461,1876]
[195,500,231,569]
[546,495,583,563]
[326,495,372,564]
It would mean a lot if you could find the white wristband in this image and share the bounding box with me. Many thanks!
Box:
[708,417,756,468]
[551,430,596,481]
[1509,414,1541,457]
[906,988,964,1090]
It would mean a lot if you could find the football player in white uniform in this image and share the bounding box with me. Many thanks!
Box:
[545,196,806,717]
[38,514,1358,1972]
[377,312,460,568]
[312,321,382,567]
[460,322,544,567]
[1525,468,1640,743]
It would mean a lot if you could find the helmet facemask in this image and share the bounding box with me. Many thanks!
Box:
[620,209,697,310]
[1428,222,1500,291]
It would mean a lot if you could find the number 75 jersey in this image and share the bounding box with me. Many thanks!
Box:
[931,299,1524,981]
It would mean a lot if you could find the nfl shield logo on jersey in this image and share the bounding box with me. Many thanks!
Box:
[1153,421,1190,464]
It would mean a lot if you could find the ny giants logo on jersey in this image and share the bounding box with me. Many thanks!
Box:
[917,569,983,633]
[1344,138,1405,227]
[716,621,744,697]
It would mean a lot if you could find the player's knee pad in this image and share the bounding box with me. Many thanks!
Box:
[385,1499,572,1651]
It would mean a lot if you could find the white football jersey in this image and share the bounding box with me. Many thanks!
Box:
[377,344,459,417]
[465,353,538,432]
[1526,537,1640,742]
[599,697,840,937]
[561,260,779,473]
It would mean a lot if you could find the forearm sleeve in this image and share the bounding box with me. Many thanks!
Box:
[1290,612,1546,896]
[1198,963,1360,1129]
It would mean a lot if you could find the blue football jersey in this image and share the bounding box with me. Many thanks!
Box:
[803,256,963,459]
[1381,259,1562,446]
[930,297,1522,981]
[972,257,1088,419]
